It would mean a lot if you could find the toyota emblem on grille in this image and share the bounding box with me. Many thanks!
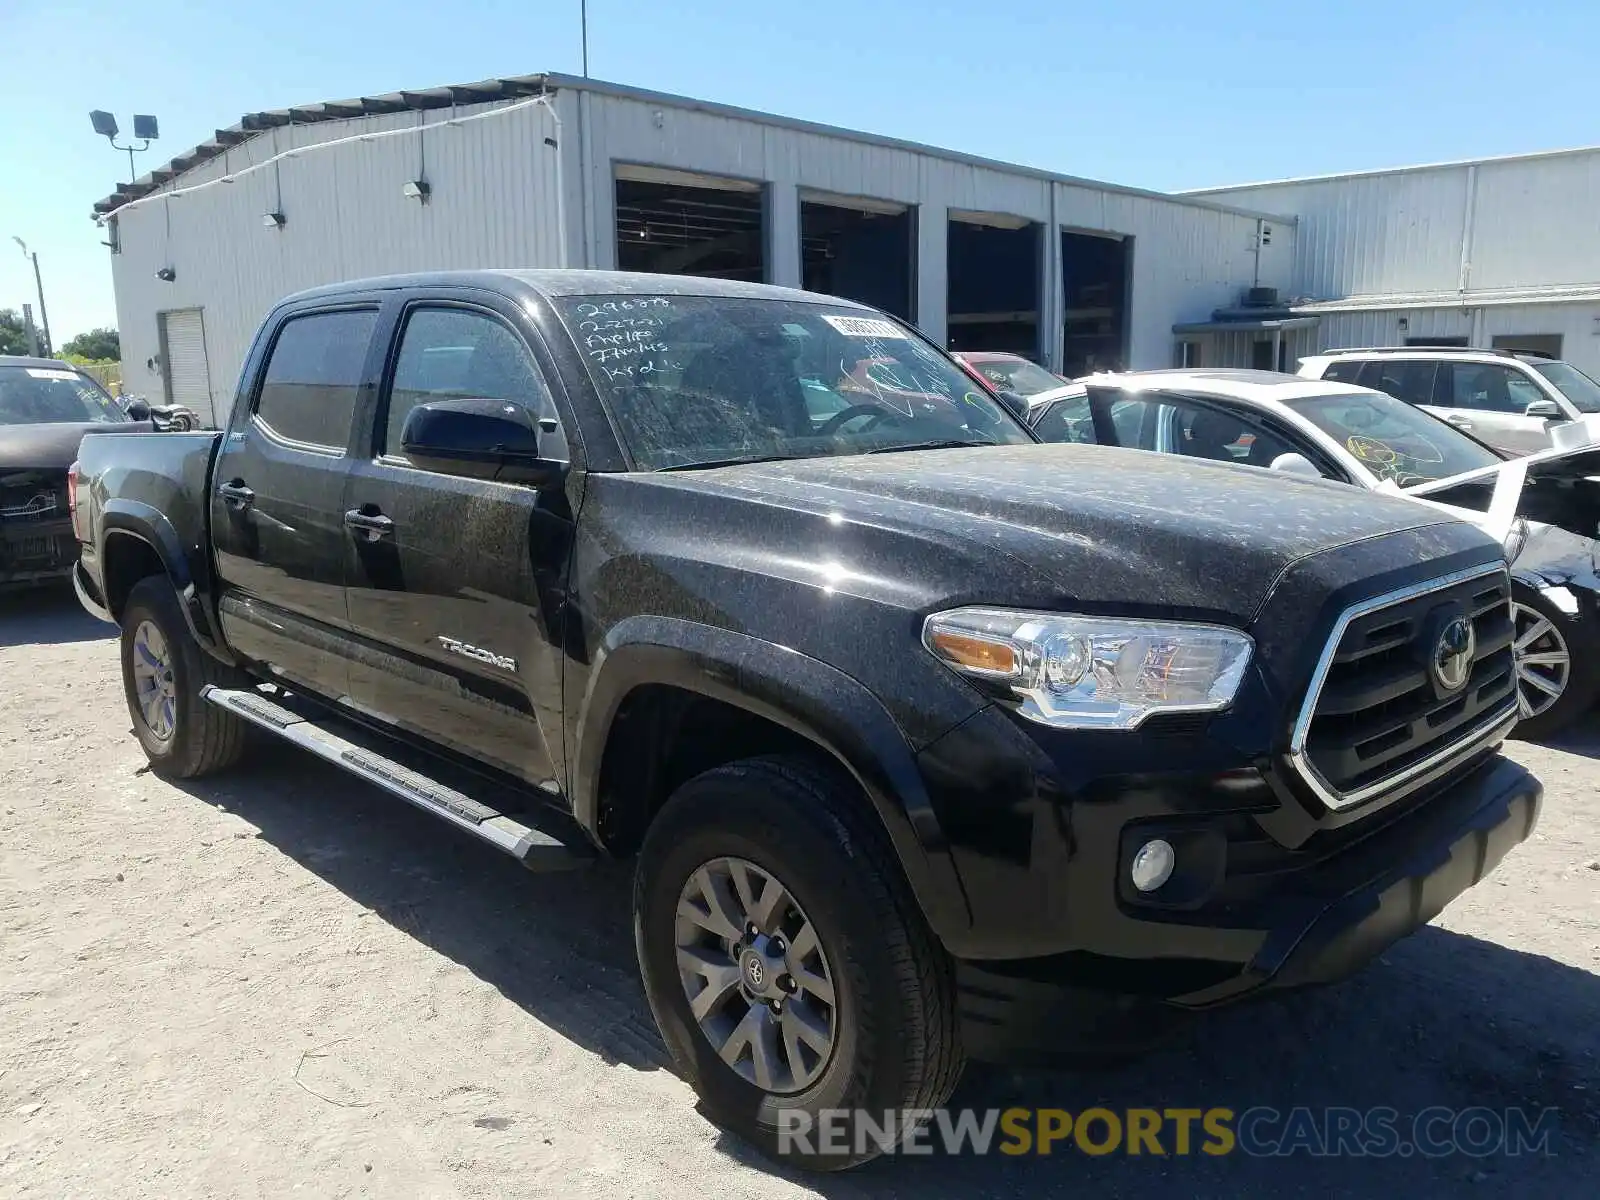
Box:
[1431,616,1476,693]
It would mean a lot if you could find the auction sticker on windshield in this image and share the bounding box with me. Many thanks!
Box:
[821,315,907,339]
[26,368,80,381]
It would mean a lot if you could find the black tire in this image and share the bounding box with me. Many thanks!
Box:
[119,575,251,778]
[1510,581,1600,741]
[634,755,965,1171]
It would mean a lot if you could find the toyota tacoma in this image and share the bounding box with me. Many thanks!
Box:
[69,271,1542,1169]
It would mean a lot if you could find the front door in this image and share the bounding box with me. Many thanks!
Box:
[1426,361,1553,455]
[341,300,574,792]
[210,306,379,700]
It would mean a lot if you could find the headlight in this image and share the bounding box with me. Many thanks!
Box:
[922,607,1254,730]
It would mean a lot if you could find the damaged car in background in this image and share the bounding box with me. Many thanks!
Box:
[0,356,160,591]
[1027,370,1600,737]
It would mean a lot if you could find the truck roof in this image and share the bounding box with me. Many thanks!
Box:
[278,269,875,310]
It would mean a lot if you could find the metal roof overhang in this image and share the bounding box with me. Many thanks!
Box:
[1171,315,1321,335]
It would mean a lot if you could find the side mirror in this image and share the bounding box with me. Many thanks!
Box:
[1524,398,1563,420]
[1268,451,1324,479]
[125,398,151,422]
[400,398,563,487]
[994,389,1030,421]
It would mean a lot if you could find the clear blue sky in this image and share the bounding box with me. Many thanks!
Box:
[2,0,1597,345]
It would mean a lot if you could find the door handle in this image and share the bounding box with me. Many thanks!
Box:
[1444,415,1474,431]
[344,509,395,541]
[217,481,255,510]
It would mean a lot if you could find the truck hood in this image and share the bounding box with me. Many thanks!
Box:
[665,443,1458,623]
[0,421,146,471]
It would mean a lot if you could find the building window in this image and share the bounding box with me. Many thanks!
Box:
[1173,340,1202,368]
[1491,333,1563,359]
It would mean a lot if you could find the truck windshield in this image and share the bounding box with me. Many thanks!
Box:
[1529,361,1600,414]
[553,295,1035,470]
[0,365,127,426]
[1285,391,1503,484]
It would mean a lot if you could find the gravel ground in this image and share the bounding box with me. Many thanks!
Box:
[2,584,1597,1198]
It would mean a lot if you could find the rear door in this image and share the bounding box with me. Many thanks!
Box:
[210,304,380,700]
[341,294,575,792]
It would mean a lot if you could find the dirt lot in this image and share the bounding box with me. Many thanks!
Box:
[2,585,1597,1198]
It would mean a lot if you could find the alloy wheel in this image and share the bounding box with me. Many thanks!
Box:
[130,620,178,741]
[1511,601,1571,720]
[674,856,837,1094]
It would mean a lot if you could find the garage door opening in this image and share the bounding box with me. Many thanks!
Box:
[947,212,1040,357]
[1061,230,1131,375]
[614,166,765,282]
[801,193,914,319]
[157,307,214,426]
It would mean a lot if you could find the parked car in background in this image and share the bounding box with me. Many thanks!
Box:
[1298,346,1600,455]
[0,355,157,591]
[953,351,1074,400]
[69,271,1543,1168]
[1028,369,1600,737]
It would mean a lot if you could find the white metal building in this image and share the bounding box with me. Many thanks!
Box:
[94,73,1296,426]
[1187,146,1600,377]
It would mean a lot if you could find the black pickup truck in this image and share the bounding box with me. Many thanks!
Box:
[71,270,1542,1169]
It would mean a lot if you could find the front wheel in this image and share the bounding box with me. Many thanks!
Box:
[1510,583,1600,740]
[634,755,964,1170]
[119,575,251,778]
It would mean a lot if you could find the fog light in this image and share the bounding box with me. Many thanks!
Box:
[1130,839,1175,892]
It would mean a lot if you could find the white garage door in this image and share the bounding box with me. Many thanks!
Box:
[159,308,213,425]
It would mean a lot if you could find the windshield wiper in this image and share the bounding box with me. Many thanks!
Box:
[865,438,998,454]
[656,453,810,472]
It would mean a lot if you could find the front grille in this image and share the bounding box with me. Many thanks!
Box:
[1289,565,1516,810]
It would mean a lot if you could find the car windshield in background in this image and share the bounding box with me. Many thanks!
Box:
[0,366,127,426]
[554,295,1035,470]
[1286,391,1502,485]
[966,356,1066,397]
[1530,361,1600,414]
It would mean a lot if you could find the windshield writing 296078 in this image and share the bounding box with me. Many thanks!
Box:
[577,298,683,380]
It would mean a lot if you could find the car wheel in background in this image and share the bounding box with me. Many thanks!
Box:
[1509,583,1600,740]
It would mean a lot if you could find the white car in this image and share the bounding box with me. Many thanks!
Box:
[1298,346,1600,456]
[1028,369,1600,737]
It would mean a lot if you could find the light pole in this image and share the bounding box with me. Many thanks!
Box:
[89,110,160,184]
[12,237,51,357]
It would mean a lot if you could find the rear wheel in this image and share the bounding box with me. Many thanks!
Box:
[119,575,251,778]
[634,755,964,1170]
[1510,584,1600,740]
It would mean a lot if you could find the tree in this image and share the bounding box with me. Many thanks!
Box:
[0,308,31,356]
[62,327,121,361]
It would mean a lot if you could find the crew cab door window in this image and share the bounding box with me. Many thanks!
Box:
[1107,394,1303,469]
[255,310,376,449]
[383,308,569,461]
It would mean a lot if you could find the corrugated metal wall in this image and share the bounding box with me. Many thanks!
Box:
[110,98,565,424]
[560,86,1294,370]
[1195,148,1600,300]
[109,80,1294,418]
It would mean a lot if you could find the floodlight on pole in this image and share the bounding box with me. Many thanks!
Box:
[90,110,160,183]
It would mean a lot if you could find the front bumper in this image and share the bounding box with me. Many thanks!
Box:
[952,753,1541,1063]
[0,517,75,590]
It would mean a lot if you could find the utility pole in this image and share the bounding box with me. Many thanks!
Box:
[581,0,590,77]
[21,304,41,357]
[12,237,51,356]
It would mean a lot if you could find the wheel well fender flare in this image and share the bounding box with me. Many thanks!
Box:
[571,615,972,939]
